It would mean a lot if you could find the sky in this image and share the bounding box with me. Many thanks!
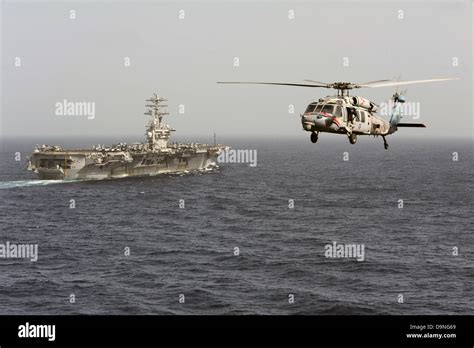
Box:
[1,0,472,141]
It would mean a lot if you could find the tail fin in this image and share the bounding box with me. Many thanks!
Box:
[388,94,407,133]
[388,100,402,133]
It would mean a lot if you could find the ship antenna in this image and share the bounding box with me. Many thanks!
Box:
[145,93,169,125]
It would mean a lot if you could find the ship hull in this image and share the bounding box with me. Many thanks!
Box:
[28,150,220,180]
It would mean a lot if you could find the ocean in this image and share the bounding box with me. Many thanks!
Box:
[0,136,472,314]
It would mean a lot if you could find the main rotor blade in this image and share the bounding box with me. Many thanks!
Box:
[217,81,329,88]
[357,78,460,88]
[303,79,331,86]
[357,79,392,86]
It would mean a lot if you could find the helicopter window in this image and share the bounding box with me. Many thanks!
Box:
[333,105,342,118]
[321,104,334,115]
[358,111,365,123]
[314,104,323,113]
[305,104,317,113]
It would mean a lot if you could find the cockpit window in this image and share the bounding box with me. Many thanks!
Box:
[305,104,316,113]
[321,104,335,115]
[334,105,342,117]
[314,104,323,113]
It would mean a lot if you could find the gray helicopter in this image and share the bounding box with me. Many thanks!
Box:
[217,78,458,149]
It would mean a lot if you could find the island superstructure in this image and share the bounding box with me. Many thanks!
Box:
[27,94,226,180]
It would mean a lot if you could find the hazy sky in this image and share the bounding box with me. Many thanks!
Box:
[1,0,472,141]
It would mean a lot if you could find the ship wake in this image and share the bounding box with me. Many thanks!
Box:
[0,180,71,190]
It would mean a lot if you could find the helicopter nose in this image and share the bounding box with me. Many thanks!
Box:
[302,115,315,130]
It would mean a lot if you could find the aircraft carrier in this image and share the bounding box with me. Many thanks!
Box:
[26,94,226,180]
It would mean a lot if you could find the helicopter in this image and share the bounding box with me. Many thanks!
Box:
[217,78,459,149]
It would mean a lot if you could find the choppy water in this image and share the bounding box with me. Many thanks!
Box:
[0,137,472,314]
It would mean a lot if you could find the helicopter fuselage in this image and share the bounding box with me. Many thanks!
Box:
[300,95,391,137]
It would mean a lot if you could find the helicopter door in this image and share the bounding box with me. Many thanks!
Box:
[346,107,357,128]
[356,110,370,134]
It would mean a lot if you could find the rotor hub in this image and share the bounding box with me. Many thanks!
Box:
[331,82,354,90]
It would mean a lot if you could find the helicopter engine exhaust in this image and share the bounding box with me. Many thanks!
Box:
[351,96,377,112]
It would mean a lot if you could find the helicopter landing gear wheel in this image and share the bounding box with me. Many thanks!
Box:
[310,132,318,143]
[348,133,357,145]
[382,136,389,150]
